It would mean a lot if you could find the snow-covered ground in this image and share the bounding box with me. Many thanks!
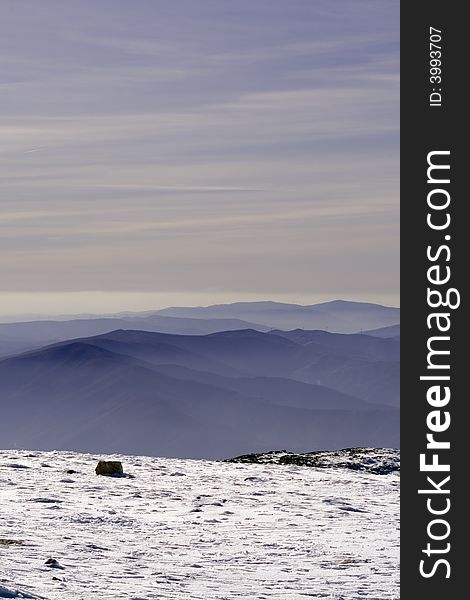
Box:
[0,450,399,599]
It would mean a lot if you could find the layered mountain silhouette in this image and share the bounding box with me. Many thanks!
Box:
[157,299,399,332]
[0,315,269,358]
[0,325,399,458]
[0,300,399,358]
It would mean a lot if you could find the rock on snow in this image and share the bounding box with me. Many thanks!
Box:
[0,449,399,599]
[226,447,400,475]
[95,461,124,477]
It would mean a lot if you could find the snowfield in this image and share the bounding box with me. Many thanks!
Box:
[0,450,399,599]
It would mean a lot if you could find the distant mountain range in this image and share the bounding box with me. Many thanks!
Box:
[0,320,399,458]
[156,299,399,332]
[0,300,399,358]
[0,315,269,358]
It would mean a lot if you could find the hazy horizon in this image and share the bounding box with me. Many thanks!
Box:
[1,1,399,316]
[0,292,399,322]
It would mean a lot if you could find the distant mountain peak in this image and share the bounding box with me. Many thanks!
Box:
[312,299,399,310]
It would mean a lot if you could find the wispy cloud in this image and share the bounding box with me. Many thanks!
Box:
[0,0,399,311]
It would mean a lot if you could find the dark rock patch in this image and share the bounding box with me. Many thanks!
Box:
[226,447,400,475]
[45,558,65,569]
[95,460,123,476]
[0,538,25,546]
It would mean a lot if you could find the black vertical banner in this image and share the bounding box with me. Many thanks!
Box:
[401,2,465,598]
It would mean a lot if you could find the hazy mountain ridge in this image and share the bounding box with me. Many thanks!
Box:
[0,324,399,458]
[156,299,400,333]
[0,315,270,359]
[0,300,399,358]
[270,328,399,361]
[8,327,399,405]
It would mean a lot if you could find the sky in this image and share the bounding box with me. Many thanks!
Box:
[0,0,399,317]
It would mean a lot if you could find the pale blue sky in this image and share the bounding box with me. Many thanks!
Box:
[0,0,399,315]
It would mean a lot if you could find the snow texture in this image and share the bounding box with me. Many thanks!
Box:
[0,450,399,599]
